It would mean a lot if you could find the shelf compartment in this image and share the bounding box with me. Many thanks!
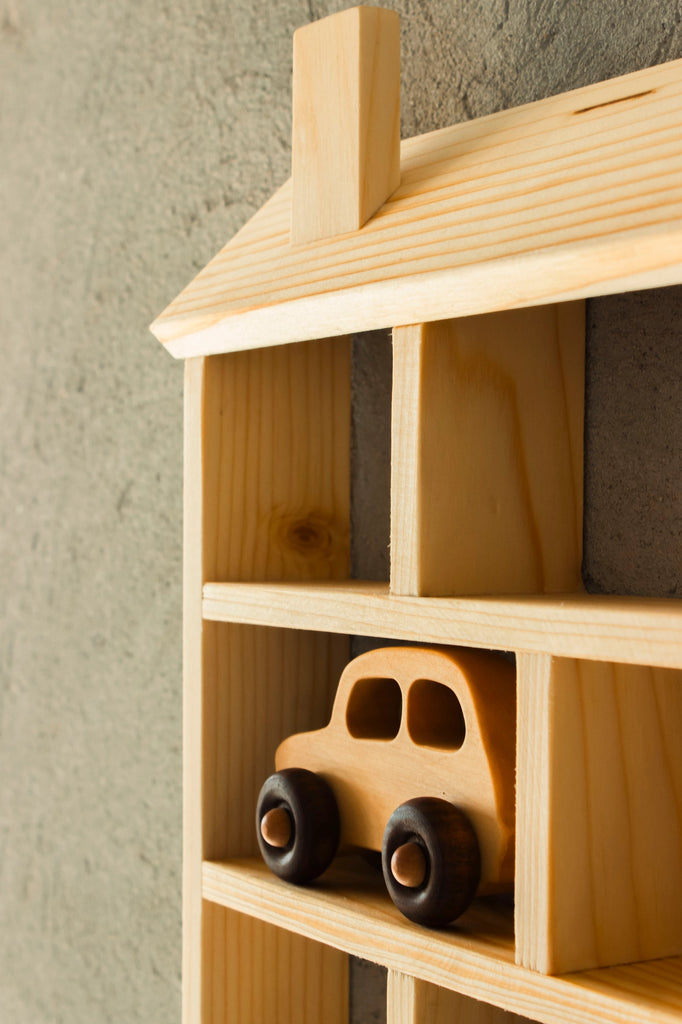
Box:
[202,856,682,1024]
[390,305,584,598]
[202,580,682,669]
[516,655,682,975]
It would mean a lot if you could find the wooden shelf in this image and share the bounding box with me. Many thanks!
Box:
[202,580,682,669]
[202,856,682,1024]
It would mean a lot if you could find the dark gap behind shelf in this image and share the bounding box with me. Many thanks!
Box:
[349,330,393,1024]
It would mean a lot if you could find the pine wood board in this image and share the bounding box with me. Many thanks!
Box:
[391,305,584,596]
[202,857,682,1024]
[151,59,682,359]
[202,339,351,584]
[516,656,682,975]
[183,358,206,1024]
[291,6,400,243]
[200,581,682,669]
[183,346,352,1022]
[202,904,348,1024]
[387,972,536,1023]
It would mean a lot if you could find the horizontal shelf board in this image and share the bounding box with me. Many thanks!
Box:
[201,581,682,668]
[151,59,682,358]
[202,857,682,1024]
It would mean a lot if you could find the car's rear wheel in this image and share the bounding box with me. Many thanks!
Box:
[381,797,481,926]
[256,768,340,884]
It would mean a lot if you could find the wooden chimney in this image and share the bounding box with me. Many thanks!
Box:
[291,5,401,245]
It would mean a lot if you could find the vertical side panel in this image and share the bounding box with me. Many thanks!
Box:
[391,304,584,597]
[187,339,352,1023]
[387,971,417,1024]
[516,654,682,973]
[184,357,207,1024]
[387,972,535,1023]
[390,325,423,595]
[515,654,553,975]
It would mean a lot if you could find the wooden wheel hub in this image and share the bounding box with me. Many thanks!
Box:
[390,841,427,888]
[260,806,293,848]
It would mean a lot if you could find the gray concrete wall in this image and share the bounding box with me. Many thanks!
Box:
[1,2,680,1022]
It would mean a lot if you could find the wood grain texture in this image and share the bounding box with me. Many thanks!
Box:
[201,580,682,670]
[150,59,682,358]
[183,357,207,1024]
[275,645,516,891]
[391,305,584,596]
[388,972,536,1023]
[203,337,351,583]
[184,346,351,1022]
[291,6,400,244]
[203,857,682,1024]
[202,904,348,1024]
[388,971,419,1024]
[516,654,682,974]
[203,624,348,861]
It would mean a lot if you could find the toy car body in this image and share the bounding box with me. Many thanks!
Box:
[257,645,516,926]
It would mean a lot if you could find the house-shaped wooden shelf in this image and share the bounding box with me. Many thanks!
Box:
[151,8,682,1023]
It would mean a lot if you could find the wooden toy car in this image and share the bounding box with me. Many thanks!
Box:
[256,645,516,927]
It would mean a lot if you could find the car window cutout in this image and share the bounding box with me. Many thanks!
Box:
[346,677,402,740]
[407,679,466,750]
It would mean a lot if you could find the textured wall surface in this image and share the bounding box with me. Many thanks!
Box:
[1,1,680,1022]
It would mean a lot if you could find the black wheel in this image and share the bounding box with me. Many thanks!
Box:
[256,768,340,884]
[381,797,481,927]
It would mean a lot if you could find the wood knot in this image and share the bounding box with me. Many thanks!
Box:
[271,509,340,559]
[287,518,331,553]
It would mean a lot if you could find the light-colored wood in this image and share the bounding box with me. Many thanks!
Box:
[391,843,427,889]
[203,337,351,583]
[150,59,682,358]
[201,580,682,670]
[516,654,682,974]
[275,645,516,890]
[291,6,400,245]
[200,626,350,1024]
[260,807,292,848]
[388,971,537,1023]
[203,904,348,1024]
[388,971,419,1024]
[184,344,352,1022]
[391,305,584,596]
[183,357,205,1024]
[203,856,682,1024]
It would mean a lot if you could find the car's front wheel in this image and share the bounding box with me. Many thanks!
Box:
[256,768,340,884]
[381,797,481,926]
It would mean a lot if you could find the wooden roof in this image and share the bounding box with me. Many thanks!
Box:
[151,57,682,359]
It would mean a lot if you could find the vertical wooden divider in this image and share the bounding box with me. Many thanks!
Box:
[184,339,351,1024]
[516,654,682,974]
[391,304,584,597]
[387,971,536,1023]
